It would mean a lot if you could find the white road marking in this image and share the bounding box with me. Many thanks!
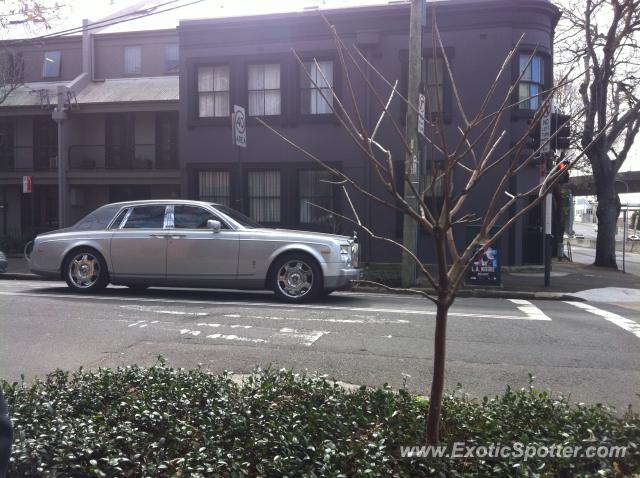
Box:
[120,305,208,316]
[180,329,201,336]
[197,323,221,328]
[273,327,329,346]
[565,301,640,339]
[0,290,548,321]
[207,333,267,344]
[507,299,552,321]
[223,314,410,324]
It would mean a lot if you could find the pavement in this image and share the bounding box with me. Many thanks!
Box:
[2,252,639,302]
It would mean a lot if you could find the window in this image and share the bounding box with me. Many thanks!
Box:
[198,171,230,206]
[518,53,544,110]
[301,60,333,115]
[299,170,334,224]
[165,44,179,73]
[122,205,166,229]
[124,46,141,75]
[424,57,444,114]
[0,118,15,170]
[173,205,226,229]
[248,170,280,222]
[42,51,61,78]
[198,65,230,118]
[248,63,281,116]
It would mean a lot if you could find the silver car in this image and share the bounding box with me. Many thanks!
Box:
[27,200,360,302]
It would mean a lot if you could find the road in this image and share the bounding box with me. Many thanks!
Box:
[571,245,640,276]
[1,280,639,411]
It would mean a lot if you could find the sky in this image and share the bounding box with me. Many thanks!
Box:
[3,0,639,201]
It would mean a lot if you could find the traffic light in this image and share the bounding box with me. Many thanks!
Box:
[552,113,571,150]
[557,157,570,184]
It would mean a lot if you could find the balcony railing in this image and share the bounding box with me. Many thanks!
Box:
[0,146,57,171]
[68,144,178,170]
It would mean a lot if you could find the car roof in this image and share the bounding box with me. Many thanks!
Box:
[108,199,222,208]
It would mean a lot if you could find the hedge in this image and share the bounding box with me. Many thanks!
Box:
[3,362,639,477]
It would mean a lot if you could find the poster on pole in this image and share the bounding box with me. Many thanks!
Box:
[465,226,501,286]
[232,105,247,148]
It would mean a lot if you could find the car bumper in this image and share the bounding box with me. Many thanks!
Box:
[324,266,361,290]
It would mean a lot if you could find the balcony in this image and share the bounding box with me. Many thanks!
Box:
[0,146,57,171]
[68,144,178,170]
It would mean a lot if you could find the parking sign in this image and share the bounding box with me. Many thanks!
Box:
[232,105,247,148]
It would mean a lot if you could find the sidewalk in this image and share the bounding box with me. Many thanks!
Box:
[1,253,639,301]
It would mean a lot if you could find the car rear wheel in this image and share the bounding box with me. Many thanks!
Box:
[63,248,109,293]
[271,254,322,303]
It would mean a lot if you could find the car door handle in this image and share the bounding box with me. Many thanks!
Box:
[149,233,170,238]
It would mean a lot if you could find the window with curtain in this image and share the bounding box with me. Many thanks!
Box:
[518,53,544,110]
[198,171,230,206]
[197,65,230,118]
[42,51,61,78]
[165,44,179,73]
[248,63,281,116]
[301,60,333,115]
[248,170,280,222]
[124,46,141,75]
[424,57,444,114]
[299,170,334,224]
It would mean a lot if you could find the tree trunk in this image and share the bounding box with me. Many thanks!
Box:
[425,301,448,444]
[594,182,621,268]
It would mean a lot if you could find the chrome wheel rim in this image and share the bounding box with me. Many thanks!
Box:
[68,253,100,289]
[276,260,314,299]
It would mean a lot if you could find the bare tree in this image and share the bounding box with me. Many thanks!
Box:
[258,14,601,444]
[555,0,640,268]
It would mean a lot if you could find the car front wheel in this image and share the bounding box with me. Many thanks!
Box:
[271,254,322,303]
[63,248,109,293]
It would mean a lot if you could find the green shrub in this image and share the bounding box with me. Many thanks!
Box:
[3,363,639,477]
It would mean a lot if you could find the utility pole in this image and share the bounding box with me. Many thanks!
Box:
[401,0,423,288]
[53,85,68,229]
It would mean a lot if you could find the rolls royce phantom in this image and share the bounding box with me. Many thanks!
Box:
[27,200,360,302]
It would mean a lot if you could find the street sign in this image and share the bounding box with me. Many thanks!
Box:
[232,105,247,148]
[22,175,32,194]
[540,100,552,153]
[417,93,426,135]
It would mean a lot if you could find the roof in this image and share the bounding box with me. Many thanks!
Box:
[0,81,68,107]
[74,76,178,104]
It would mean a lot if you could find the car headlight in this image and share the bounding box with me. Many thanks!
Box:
[340,244,350,255]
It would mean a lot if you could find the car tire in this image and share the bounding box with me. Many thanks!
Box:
[271,253,322,303]
[63,248,109,293]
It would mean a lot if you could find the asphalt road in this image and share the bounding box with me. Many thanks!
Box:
[1,280,639,411]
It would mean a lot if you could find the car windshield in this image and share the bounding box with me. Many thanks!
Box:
[213,204,263,229]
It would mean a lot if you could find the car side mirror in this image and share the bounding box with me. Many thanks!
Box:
[207,219,221,233]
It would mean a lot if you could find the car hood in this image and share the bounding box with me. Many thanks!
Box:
[249,228,353,243]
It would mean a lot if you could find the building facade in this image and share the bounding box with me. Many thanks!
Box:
[0,0,559,266]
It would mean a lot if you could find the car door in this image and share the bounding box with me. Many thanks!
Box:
[165,204,240,281]
[109,204,169,279]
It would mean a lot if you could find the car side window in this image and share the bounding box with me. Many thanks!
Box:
[173,205,228,229]
[122,205,167,229]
